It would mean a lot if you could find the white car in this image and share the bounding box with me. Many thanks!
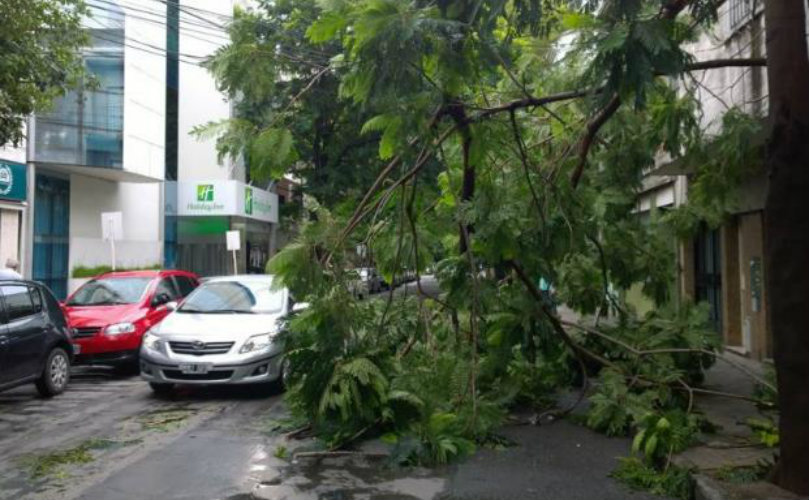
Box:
[139,275,302,395]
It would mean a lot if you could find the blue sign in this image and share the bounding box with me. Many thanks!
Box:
[0,160,27,202]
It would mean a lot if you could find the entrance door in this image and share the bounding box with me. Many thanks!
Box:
[34,175,70,299]
[694,225,722,332]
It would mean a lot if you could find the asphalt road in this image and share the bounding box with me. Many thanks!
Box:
[0,322,668,500]
[0,367,285,500]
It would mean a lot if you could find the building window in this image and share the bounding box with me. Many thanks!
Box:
[34,27,124,169]
[729,0,752,31]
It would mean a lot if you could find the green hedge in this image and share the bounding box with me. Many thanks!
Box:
[72,264,162,278]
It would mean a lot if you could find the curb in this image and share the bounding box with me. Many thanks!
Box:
[692,473,809,500]
[693,474,725,500]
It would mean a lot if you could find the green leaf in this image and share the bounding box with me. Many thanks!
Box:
[306,12,347,43]
[378,117,403,159]
[632,429,646,453]
[644,434,659,458]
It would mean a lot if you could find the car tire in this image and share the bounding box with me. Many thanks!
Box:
[36,347,71,398]
[268,358,291,394]
[149,382,174,396]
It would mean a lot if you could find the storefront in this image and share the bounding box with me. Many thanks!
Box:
[165,180,279,277]
[0,159,28,276]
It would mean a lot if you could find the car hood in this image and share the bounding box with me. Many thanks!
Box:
[64,304,144,327]
[150,311,284,342]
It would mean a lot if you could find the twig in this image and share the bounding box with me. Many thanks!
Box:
[560,320,777,394]
[294,451,389,460]
[284,425,312,440]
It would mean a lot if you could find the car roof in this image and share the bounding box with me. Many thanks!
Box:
[0,279,36,286]
[203,274,276,285]
[96,269,198,279]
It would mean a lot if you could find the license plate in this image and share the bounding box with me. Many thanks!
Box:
[72,344,81,354]
[179,363,210,374]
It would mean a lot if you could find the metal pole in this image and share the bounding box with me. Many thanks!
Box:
[232,249,237,276]
[109,219,117,271]
[23,116,36,279]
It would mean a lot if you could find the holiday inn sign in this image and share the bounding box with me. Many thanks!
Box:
[169,180,278,223]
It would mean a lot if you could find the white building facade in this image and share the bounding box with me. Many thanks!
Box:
[21,0,278,297]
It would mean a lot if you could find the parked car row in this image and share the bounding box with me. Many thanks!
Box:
[1,270,299,397]
[349,267,420,299]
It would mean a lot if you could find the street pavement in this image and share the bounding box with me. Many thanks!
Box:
[0,367,285,500]
[0,329,669,500]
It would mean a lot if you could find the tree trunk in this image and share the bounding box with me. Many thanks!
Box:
[762,0,809,494]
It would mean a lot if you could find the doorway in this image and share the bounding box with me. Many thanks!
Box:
[33,175,70,299]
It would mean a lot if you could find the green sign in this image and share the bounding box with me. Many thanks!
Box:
[0,160,26,202]
[197,184,214,202]
[244,186,253,215]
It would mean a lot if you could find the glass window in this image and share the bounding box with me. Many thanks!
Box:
[173,276,197,297]
[30,286,43,313]
[179,280,284,315]
[34,27,124,169]
[67,277,152,306]
[154,278,179,300]
[2,285,35,321]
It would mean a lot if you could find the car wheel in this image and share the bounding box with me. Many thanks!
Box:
[268,358,291,394]
[149,382,174,396]
[36,347,71,397]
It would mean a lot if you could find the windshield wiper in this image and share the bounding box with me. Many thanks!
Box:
[177,307,207,313]
[207,309,256,314]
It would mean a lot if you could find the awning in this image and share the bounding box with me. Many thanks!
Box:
[35,162,163,184]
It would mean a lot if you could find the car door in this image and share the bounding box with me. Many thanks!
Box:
[0,296,10,384]
[0,285,48,381]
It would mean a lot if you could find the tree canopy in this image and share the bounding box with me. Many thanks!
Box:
[206,0,780,495]
[0,0,88,146]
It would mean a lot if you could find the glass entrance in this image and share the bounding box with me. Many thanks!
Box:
[33,175,70,299]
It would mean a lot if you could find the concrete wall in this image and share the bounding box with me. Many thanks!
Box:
[67,175,162,272]
[177,0,240,182]
[121,0,167,180]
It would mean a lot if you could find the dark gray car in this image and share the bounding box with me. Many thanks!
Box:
[0,279,74,397]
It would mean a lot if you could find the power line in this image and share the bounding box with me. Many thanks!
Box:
[87,0,231,38]
[86,0,233,49]
[145,0,234,21]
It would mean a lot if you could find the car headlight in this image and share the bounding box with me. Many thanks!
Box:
[142,332,165,353]
[105,322,136,335]
[239,333,273,354]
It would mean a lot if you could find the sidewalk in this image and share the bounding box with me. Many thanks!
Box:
[253,420,668,500]
[672,354,803,500]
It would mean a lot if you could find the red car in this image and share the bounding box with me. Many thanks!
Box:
[64,270,199,373]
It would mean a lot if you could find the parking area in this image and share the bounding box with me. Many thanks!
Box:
[0,366,285,500]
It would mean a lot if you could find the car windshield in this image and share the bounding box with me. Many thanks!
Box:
[67,277,152,306]
[178,280,284,314]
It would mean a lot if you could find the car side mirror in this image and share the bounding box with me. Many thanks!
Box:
[291,302,309,314]
[152,292,172,307]
[165,301,178,311]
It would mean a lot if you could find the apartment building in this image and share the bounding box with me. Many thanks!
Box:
[635,0,780,360]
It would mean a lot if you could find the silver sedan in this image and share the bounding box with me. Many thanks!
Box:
[139,275,301,394]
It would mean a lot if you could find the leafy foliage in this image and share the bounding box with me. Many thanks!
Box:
[746,417,780,448]
[0,0,89,146]
[611,457,694,500]
[216,0,755,474]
